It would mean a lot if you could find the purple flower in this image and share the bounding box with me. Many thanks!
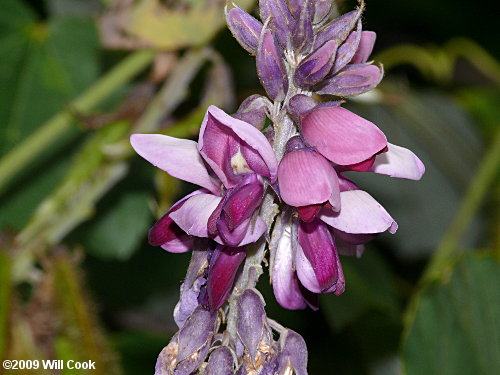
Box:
[131,105,278,250]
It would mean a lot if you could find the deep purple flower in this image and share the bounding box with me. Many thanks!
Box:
[131,105,278,250]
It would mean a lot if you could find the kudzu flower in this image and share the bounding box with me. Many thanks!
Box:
[132,0,425,373]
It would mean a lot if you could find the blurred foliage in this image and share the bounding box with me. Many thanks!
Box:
[403,254,500,375]
[0,0,498,374]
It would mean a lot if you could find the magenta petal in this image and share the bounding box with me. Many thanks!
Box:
[298,219,338,291]
[320,190,398,235]
[199,106,278,186]
[272,221,307,310]
[222,176,264,230]
[278,150,340,208]
[295,243,322,293]
[170,194,222,238]
[301,106,387,166]
[369,143,425,180]
[149,190,207,253]
[130,134,219,195]
[297,204,322,223]
[214,215,267,246]
[207,246,246,311]
[350,31,377,64]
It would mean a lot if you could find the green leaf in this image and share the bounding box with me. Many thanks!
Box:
[403,254,500,375]
[83,191,152,261]
[0,3,99,156]
[321,249,399,331]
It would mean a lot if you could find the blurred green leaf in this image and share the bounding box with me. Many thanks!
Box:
[321,250,399,331]
[0,0,99,156]
[403,254,500,375]
[84,191,151,261]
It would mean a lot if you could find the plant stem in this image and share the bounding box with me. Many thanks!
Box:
[403,129,500,332]
[0,50,155,196]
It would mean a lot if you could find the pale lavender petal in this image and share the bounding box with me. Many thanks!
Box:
[177,307,217,362]
[199,106,278,185]
[298,219,338,291]
[334,233,366,258]
[350,31,376,63]
[320,190,398,234]
[226,6,263,55]
[130,134,219,194]
[272,221,307,310]
[301,106,387,166]
[278,150,340,209]
[369,143,425,180]
[170,193,222,238]
[317,63,383,97]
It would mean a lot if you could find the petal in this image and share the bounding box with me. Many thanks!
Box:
[222,176,264,230]
[199,106,278,186]
[320,190,398,234]
[350,31,377,64]
[297,204,322,222]
[233,94,271,130]
[314,7,362,49]
[298,219,339,291]
[259,0,294,47]
[369,143,425,180]
[278,330,308,375]
[215,215,268,246]
[331,20,362,73]
[301,106,387,166]
[272,221,308,310]
[278,150,340,208]
[170,194,222,238]
[294,40,337,88]
[206,347,234,375]
[149,190,206,253]
[207,246,246,311]
[130,134,219,195]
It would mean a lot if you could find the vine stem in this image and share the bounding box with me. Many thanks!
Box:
[0,50,155,195]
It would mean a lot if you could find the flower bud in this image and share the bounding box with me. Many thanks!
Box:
[207,246,246,311]
[313,0,333,24]
[256,25,289,101]
[259,0,294,47]
[288,94,317,119]
[317,63,383,97]
[173,249,209,328]
[294,40,338,88]
[237,289,267,362]
[331,20,362,73]
[278,330,308,375]
[155,307,217,375]
[205,346,235,375]
[314,4,363,50]
[233,94,271,130]
[226,6,263,55]
[292,1,313,53]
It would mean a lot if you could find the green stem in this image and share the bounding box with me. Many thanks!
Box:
[0,50,155,196]
[422,130,500,284]
[404,130,500,332]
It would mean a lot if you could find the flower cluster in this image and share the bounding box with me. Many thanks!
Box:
[131,0,424,373]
